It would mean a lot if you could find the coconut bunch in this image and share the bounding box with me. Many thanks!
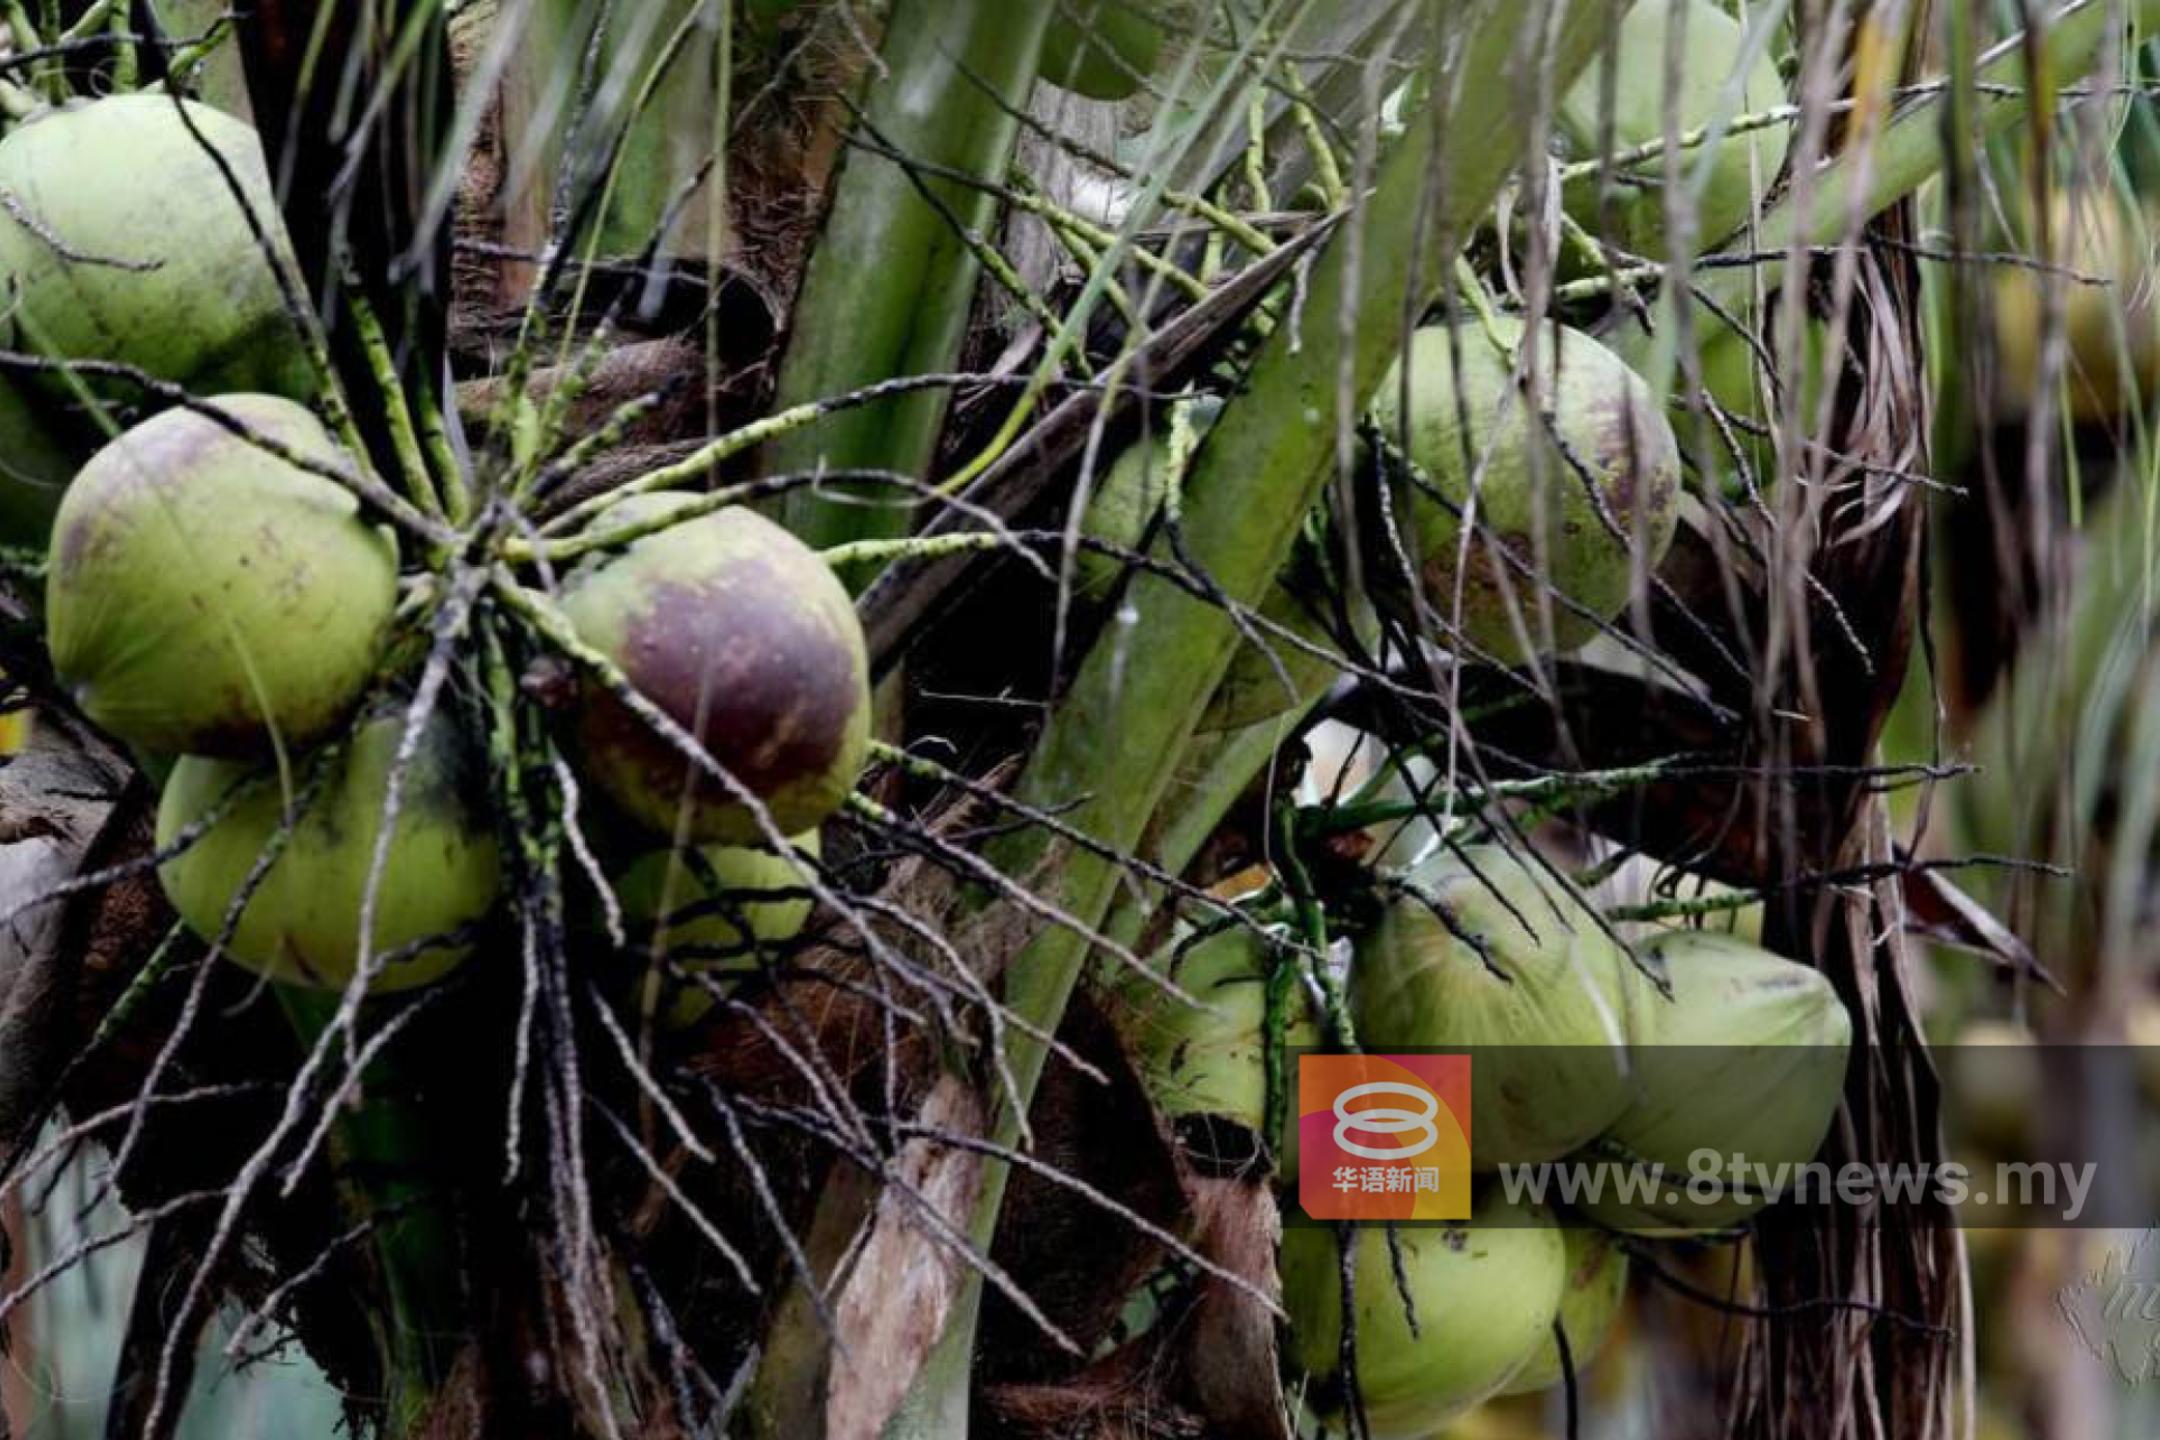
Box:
[40,390,865,1000]
[1111,843,1852,1433]
[0,72,868,1014]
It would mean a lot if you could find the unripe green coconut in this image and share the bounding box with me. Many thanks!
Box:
[1500,1225,1630,1394]
[1557,0,1790,259]
[45,395,397,757]
[1039,1,1168,100]
[1349,847,1638,1167]
[619,830,821,1027]
[1368,319,1680,660]
[1581,929,1851,1234]
[1115,925,1321,1158]
[0,96,312,425]
[1282,1195,1568,1437]
[156,707,502,992]
[562,496,871,843]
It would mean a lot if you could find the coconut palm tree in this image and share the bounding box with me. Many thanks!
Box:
[0,1,2145,1437]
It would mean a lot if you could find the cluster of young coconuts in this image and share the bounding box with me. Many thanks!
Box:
[1119,855,1853,1435]
[9,94,865,1017]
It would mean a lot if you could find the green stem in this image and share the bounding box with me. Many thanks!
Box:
[767,0,1051,558]
[1606,889,1765,924]
[344,280,445,521]
[817,530,1008,569]
[1304,759,1674,835]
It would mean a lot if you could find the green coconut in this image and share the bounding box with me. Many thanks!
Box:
[1368,318,1681,660]
[1582,928,1852,1234]
[619,830,821,1026]
[1500,1225,1630,1394]
[1282,1195,1567,1436]
[1115,925,1321,1160]
[1038,1,1168,100]
[562,496,871,843]
[1557,0,1790,259]
[45,394,397,758]
[156,707,502,992]
[0,96,312,427]
[1349,847,1639,1167]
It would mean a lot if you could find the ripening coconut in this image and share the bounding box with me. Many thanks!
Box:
[1115,925,1322,1166]
[1557,0,1791,258]
[1071,410,1202,601]
[618,830,821,1026]
[1501,1225,1631,1394]
[1581,928,1852,1234]
[1282,1195,1568,1436]
[45,395,397,757]
[1349,846,1639,1167]
[562,496,871,843]
[1367,318,1680,660]
[0,96,312,424]
[156,707,502,992]
[1038,0,1170,100]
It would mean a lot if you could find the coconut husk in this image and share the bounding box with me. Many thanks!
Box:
[978,991,1187,1380]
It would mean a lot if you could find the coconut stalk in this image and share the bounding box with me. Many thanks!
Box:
[767,0,1052,557]
[151,0,253,117]
[870,5,1627,1434]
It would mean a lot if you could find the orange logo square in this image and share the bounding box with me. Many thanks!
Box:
[1297,1053,1472,1221]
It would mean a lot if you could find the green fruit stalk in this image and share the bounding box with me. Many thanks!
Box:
[1349,846,1638,1167]
[156,707,502,993]
[1368,318,1680,659]
[45,395,397,758]
[618,830,821,1026]
[1501,1224,1630,1394]
[562,496,871,842]
[1557,0,1790,258]
[1582,928,1852,1233]
[1281,1195,1567,1437]
[0,96,312,424]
